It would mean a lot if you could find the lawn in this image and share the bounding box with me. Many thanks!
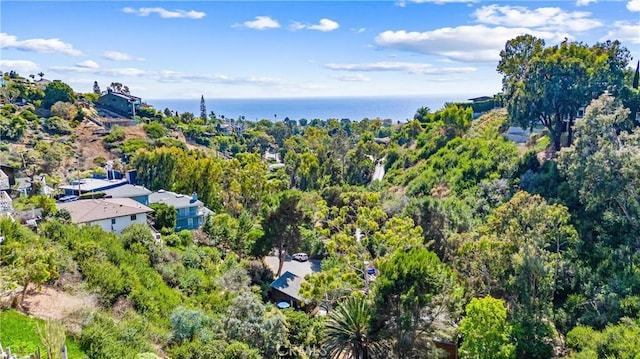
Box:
[0,309,86,358]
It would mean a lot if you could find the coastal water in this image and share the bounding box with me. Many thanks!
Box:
[147,95,471,123]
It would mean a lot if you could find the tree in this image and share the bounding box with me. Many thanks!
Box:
[150,203,177,232]
[38,71,44,79]
[36,318,67,359]
[200,95,207,121]
[43,81,76,109]
[371,247,461,357]
[253,190,306,276]
[5,238,59,305]
[458,296,515,359]
[109,82,130,94]
[324,294,386,359]
[93,81,101,95]
[50,101,78,121]
[559,93,640,237]
[498,36,630,151]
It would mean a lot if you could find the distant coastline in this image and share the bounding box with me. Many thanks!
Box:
[147,95,474,122]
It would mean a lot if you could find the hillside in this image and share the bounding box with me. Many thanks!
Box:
[1,68,639,359]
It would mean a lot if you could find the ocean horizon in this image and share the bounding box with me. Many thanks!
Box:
[146,95,475,123]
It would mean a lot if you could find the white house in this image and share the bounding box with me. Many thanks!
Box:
[56,198,153,235]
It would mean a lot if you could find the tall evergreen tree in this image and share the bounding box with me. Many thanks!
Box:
[93,81,101,95]
[200,95,207,121]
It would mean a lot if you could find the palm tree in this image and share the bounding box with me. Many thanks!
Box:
[324,294,385,359]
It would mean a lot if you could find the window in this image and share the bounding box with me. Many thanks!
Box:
[130,214,137,221]
[111,218,116,225]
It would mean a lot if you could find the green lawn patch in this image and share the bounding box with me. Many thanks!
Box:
[0,309,86,358]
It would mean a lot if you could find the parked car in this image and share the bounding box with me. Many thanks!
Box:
[292,252,309,262]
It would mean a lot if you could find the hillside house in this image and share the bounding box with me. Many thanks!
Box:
[269,271,304,309]
[0,191,12,217]
[59,178,128,196]
[0,169,9,191]
[148,190,211,231]
[56,198,153,235]
[96,89,142,118]
[103,184,151,206]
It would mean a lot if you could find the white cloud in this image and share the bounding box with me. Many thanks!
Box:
[103,50,144,61]
[326,61,476,75]
[310,19,340,32]
[50,64,288,86]
[235,16,280,30]
[76,60,99,69]
[375,26,568,62]
[331,73,371,82]
[290,18,340,32]
[0,59,39,73]
[576,0,597,6]
[628,0,640,11]
[473,5,602,32]
[0,33,82,56]
[351,27,366,33]
[122,7,205,19]
[602,21,640,44]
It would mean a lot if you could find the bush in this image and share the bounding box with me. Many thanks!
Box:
[143,122,168,139]
[43,116,72,135]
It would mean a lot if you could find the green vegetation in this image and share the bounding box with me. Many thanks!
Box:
[0,310,85,358]
[0,34,639,358]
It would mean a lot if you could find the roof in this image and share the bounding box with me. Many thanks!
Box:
[102,91,141,102]
[103,184,151,198]
[57,198,152,224]
[148,189,203,209]
[59,178,128,192]
[270,271,303,301]
[468,96,493,102]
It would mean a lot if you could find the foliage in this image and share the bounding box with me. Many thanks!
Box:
[42,115,72,135]
[50,101,78,121]
[143,121,168,139]
[0,310,85,358]
[150,202,177,233]
[566,317,640,359]
[458,296,515,359]
[498,36,630,151]
[324,294,386,359]
[43,80,76,109]
[371,247,461,357]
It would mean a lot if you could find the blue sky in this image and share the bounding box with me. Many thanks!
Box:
[1,1,639,100]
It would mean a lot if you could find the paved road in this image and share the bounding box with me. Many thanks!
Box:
[264,256,322,277]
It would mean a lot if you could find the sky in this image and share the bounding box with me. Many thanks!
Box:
[1,0,639,100]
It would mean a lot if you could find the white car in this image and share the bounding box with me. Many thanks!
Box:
[292,252,309,262]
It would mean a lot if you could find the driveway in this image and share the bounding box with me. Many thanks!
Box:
[264,256,322,278]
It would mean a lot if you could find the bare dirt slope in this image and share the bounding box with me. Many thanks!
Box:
[22,286,97,321]
[73,120,150,170]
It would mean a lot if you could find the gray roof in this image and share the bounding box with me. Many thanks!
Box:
[148,190,203,209]
[103,184,151,198]
[270,271,303,301]
[57,198,152,224]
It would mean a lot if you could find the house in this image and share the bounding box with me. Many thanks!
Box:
[34,78,52,90]
[0,191,12,217]
[148,190,211,231]
[14,176,54,197]
[59,177,128,196]
[96,89,142,118]
[103,184,151,206]
[269,271,304,309]
[56,198,153,235]
[0,169,9,191]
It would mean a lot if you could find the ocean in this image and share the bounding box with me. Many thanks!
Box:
[146,95,472,123]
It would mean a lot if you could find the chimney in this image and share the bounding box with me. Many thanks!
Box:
[191,192,198,203]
